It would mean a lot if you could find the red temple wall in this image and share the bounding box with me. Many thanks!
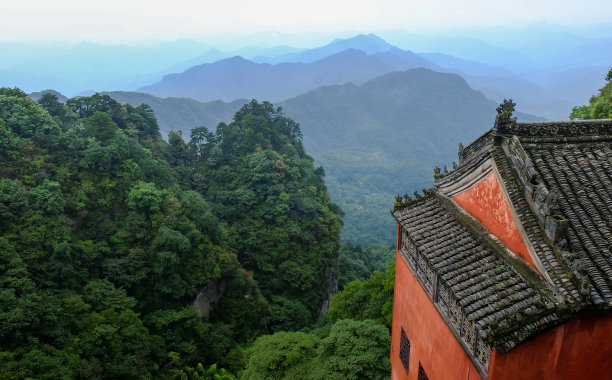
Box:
[451,172,535,268]
[391,247,482,380]
[488,312,612,379]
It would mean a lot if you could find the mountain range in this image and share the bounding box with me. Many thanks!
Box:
[136,33,609,120]
[138,48,438,102]
[6,25,611,120]
[89,69,541,244]
[278,69,541,243]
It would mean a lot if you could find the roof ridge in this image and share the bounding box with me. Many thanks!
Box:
[438,101,612,190]
[503,120,612,142]
[492,99,612,139]
[505,136,569,246]
[434,132,495,188]
[392,188,437,212]
[492,146,586,307]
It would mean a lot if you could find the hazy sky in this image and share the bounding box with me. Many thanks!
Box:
[3,0,611,44]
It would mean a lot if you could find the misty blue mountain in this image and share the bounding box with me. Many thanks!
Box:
[137,48,439,102]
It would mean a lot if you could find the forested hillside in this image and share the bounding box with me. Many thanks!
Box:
[280,69,542,243]
[100,91,247,137]
[0,89,394,379]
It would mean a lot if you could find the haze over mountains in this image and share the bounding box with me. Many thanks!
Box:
[138,47,438,102]
[13,24,610,242]
[135,31,610,120]
[90,69,540,244]
[6,23,611,120]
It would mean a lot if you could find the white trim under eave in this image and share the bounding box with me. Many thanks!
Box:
[438,158,494,197]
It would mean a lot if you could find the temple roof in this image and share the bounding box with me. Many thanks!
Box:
[392,100,612,356]
[394,193,562,354]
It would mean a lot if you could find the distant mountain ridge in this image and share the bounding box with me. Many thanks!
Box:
[277,68,542,242]
[134,33,609,120]
[5,24,611,119]
[8,30,610,120]
[253,34,396,64]
[138,48,440,102]
[27,89,68,103]
[100,91,248,135]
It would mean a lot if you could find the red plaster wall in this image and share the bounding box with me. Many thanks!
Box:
[391,248,482,380]
[451,172,535,268]
[488,313,612,380]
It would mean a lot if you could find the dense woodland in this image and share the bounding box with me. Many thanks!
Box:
[0,88,393,379]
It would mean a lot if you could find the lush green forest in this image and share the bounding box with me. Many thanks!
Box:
[0,88,394,379]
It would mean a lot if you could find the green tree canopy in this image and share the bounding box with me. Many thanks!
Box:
[242,331,319,380]
[328,261,395,327]
[189,100,343,330]
[309,319,391,380]
[86,110,119,143]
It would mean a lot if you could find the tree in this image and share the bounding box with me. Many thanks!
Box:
[309,319,391,380]
[37,93,68,121]
[329,261,395,327]
[0,87,27,98]
[0,179,28,226]
[242,331,319,380]
[66,93,124,123]
[193,100,342,330]
[85,111,119,143]
[126,181,164,214]
[28,180,66,217]
[0,92,61,149]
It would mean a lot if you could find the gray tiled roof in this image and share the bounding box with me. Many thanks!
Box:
[497,117,612,309]
[523,141,612,306]
[394,194,561,356]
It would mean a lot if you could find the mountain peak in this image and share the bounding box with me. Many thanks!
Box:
[328,34,392,54]
[222,55,251,63]
[334,33,387,44]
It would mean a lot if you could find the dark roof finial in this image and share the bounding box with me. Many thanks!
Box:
[493,98,517,135]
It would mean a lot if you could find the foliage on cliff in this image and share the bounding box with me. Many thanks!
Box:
[0,90,343,378]
[168,100,344,331]
[239,260,395,379]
